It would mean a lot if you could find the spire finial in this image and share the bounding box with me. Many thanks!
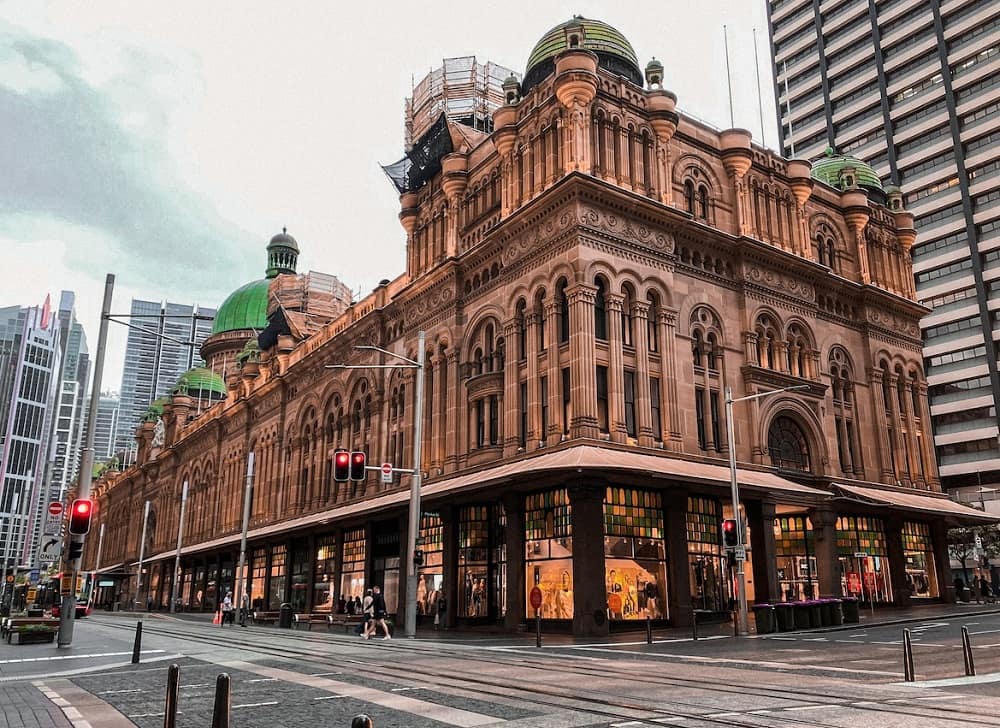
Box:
[283,226,287,234]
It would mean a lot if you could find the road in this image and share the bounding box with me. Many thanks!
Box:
[1,611,999,727]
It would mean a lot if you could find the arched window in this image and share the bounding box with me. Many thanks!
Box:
[786,324,810,378]
[646,291,659,352]
[684,179,695,214]
[816,233,827,266]
[698,185,709,219]
[516,299,527,360]
[485,324,494,372]
[535,291,547,350]
[826,237,836,272]
[595,278,608,341]
[754,314,780,370]
[692,330,704,368]
[706,332,719,371]
[557,279,570,344]
[767,416,811,472]
[621,284,635,347]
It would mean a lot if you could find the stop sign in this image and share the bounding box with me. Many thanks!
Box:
[529,586,542,611]
[48,501,63,517]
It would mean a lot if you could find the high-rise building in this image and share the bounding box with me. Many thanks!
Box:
[766,0,1000,505]
[114,300,215,454]
[0,300,62,570]
[92,392,120,466]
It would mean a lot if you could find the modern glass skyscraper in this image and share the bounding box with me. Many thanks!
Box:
[92,392,120,465]
[766,0,1000,505]
[114,300,215,455]
[0,301,62,569]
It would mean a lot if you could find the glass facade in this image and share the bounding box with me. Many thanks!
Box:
[837,516,892,604]
[902,521,938,599]
[416,513,443,616]
[313,535,337,611]
[687,497,730,612]
[459,506,490,618]
[775,515,816,601]
[250,549,267,609]
[525,488,573,619]
[340,528,366,601]
[290,544,310,612]
[269,545,287,609]
[604,488,667,620]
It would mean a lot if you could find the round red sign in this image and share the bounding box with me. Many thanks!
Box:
[529,586,542,610]
[381,463,392,475]
[48,502,63,517]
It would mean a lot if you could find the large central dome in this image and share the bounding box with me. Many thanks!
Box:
[523,17,642,93]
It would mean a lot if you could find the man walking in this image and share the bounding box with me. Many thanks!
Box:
[221,592,233,627]
[364,586,391,640]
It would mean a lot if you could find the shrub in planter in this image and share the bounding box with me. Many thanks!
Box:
[15,625,56,645]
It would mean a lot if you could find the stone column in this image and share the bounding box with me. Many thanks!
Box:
[885,516,911,607]
[887,375,908,484]
[930,520,956,604]
[657,308,682,449]
[569,483,608,637]
[902,380,922,486]
[747,500,780,605]
[868,369,894,481]
[744,331,759,365]
[567,284,599,438]
[525,312,541,448]
[428,355,442,471]
[663,490,693,626]
[445,351,461,470]
[545,300,562,446]
[606,294,626,442]
[633,300,654,447]
[440,505,458,629]
[502,320,521,456]
[808,506,842,598]
[502,493,526,630]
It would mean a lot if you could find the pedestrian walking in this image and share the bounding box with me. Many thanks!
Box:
[980,576,994,604]
[359,589,374,637]
[364,586,391,640]
[221,592,233,627]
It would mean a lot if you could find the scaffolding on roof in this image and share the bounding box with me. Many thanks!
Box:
[405,56,519,151]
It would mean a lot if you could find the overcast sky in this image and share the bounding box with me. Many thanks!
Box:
[1,0,775,391]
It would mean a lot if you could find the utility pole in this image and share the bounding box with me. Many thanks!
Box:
[1,493,20,613]
[59,274,114,646]
[235,453,254,626]
[134,500,150,609]
[170,480,188,613]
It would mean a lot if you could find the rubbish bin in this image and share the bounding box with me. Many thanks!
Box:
[752,604,775,634]
[279,602,293,629]
[774,603,795,632]
[793,601,811,630]
[841,596,859,623]
[817,599,832,627]
[829,599,844,626]
[807,600,823,628]
[27,605,43,618]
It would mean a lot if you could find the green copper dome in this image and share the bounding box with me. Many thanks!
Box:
[143,396,170,422]
[212,278,270,335]
[811,147,885,198]
[172,367,227,400]
[523,17,643,92]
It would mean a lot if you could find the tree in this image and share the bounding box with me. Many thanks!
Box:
[948,526,1000,584]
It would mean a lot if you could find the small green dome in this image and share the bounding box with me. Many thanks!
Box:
[811,147,885,197]
[172,367,227,400]
[523,16,642,92]
[143,396,170,422]
[235,337,261,367]
[212,278,270,335]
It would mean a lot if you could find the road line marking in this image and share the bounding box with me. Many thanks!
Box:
[783,705,826,711]
[915,695,964,701]
[974,643,1000,648]
[313,695,347,701]
[232,701,279,709]
[748,709,772,714]
[0,650,165,665]
[835,639,865,643]
[651,719,684,724]
[611,722,645,727]
[971,628,1000,635]
[180,683,213,688]
[310,671,343,676]
[98,689,144,694]
[707,712,742,718]
[245,678,278,683]
[903,673,1000,687]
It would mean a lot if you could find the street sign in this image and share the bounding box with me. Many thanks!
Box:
[29,569,39,585]
[43,501,64,536]
[48,501,63,517]
[732,546,746,562]
[60,575,73,596]
[381,462,393,484]
[37,536,62,563]
[529,586,543,611]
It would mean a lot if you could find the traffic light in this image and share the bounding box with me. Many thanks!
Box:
[722,518,738,548]
[350,451,366,481]
[68,541,84,560]
[333,449,350,482]
[68,499,93,536]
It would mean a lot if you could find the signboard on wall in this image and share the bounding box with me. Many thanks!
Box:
[847,572,861,595]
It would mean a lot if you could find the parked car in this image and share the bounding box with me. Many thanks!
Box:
[51,602,91,619]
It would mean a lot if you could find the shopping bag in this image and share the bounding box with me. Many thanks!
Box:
[212,610,221,624]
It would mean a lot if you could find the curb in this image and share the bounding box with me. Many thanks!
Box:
[771,606,1000,636]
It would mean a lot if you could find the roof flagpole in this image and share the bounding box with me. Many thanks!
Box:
[724,24,735,128]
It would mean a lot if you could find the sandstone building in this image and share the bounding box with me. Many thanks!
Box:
[85,18,990,635]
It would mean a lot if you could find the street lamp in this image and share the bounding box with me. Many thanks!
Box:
[725,383,809,636]
[326,331,425,638]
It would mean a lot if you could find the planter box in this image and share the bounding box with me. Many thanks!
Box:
[16,630,56,645]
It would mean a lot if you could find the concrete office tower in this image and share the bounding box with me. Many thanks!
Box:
[0,300,62,568]
[114,300,215,455]
[92,392,120,466]
[766,0,1000,503]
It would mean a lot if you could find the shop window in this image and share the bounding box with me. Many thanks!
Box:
[268,545,287,610]
[459,505,491,618]
[250,550,266,610]
[686,497,731,612]
[525,489,573,619]
[416,513,444,617]
[290,545,310,613]
[596,366,609,433]
[650,377,662,441]
[837,516,892,604]
[774,516,816,601]
[902,521,938,598]
[340,528,366,602]
[624,370,636,438]
[604,488,667,621]
[313,535,337,611]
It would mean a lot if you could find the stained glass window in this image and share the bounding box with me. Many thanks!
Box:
[525,488,571,540]
[605,488,663,538]
[902,521,932,551]
[836,515,887,555]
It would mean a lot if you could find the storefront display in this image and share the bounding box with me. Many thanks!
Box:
[902,521,938,599]
[268,545,287,608]
[313,535,337,611]
[459,505,490,618]
[525,488,573,619]
[837,516,892,604]
[604,488,667,620]
[416,513,444,616]
[340,528,366,602]
[774,515,817,601]
[687,496,730,612]
[249,549,266,609]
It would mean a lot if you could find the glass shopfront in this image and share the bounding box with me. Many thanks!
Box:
[604,488,668,620]
[193,566,206,608]
[687,497,731,612]
[205,560,218,610]
[268,545,287,609]
[340,528,366,602]
[902,521,938,599]
[775,515,817,601]
[220,561,234,603]
[459,506,490,618]
[525,488,573,619]
[250,549,267,609]
[313,535,337,611]
[837,516,892,604]
[181,568,193,609]
[290,544,310,612]
[416,513,444,616]
[372,526,400,615]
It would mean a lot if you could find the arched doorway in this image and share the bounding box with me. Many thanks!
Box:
[767,416,811,472]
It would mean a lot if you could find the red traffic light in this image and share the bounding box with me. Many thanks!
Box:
[68,498,94,536]
[721,518,738,548]
[350,451,366,481]
[333,449,350,482]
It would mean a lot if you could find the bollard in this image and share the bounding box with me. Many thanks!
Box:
[131,621,143,664]
[351,716,374,728]
[962,626,976,677]
[163,664,179,728]
[646,615,652,645]
[902,628,915,682]
[692,608,698,641]
[211,673,231,728]
[535,612,541,649]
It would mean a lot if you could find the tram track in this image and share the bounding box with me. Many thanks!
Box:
[92,617,1000,727]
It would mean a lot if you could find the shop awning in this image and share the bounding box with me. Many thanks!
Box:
[832,483,998,523]
[95,562,125,574]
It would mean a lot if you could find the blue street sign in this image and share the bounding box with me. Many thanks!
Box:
[29,569,39,584]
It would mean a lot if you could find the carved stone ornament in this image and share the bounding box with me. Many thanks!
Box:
[866,308,920,338]
[151,417,165,448]
[744,266,815,302]
[580,206,675,253]
[412,284,456,317]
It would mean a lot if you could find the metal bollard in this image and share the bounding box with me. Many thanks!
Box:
[692,608,698,641]
[646,615,652,645]
[902,628,915,682]
[163,663,180,728]
[962,625,976,677]
[131,621,143,664]
[211,673,231,728]
[351,716,374,728]
[535,613,541,648]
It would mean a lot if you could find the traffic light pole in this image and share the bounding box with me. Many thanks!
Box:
[170,480,188,614]
[235,453,254,626]
[724,383,808,637]
[59,274,114,647]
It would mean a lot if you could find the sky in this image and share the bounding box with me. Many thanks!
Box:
[0,0,776,392]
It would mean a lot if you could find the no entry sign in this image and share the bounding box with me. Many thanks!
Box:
[529,586,542,611]
[48,501,63,517]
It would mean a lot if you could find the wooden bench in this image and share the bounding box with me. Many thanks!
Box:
[293,613,330,630]
[327,614,366,633]
[2,617,61,644]
[252,610,279,625]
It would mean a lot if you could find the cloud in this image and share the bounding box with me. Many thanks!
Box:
[0,26,255,303]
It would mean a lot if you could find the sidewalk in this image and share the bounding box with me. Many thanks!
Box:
[0,683,74,728]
